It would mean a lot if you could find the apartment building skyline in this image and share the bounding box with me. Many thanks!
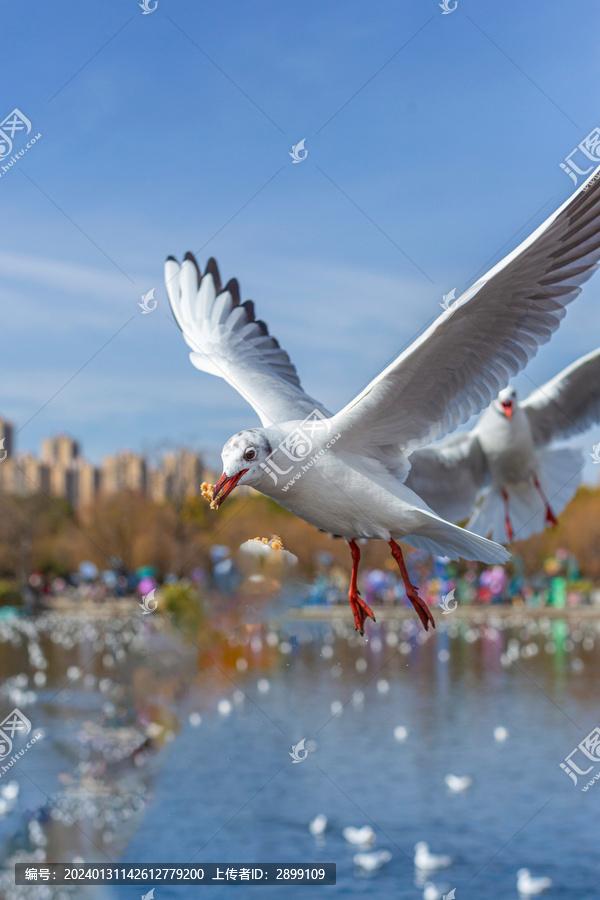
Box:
[0,416,211,509]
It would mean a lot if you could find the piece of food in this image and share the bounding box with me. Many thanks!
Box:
[201,481,222,510]
[249,535,285,550]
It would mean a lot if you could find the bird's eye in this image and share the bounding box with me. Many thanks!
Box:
[244,448,256,461]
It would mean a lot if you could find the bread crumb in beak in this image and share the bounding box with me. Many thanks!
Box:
[201,481,222,510]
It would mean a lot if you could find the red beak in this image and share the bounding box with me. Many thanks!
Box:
[501,400,513,420]
[212,469,248,507]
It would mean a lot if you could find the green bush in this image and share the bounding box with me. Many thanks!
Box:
[162,581,205,635]
[0,580,21,606]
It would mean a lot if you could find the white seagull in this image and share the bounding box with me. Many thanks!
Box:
[414,841,452,871]
[308,813,327,837]
[342,825,376,847]
[423,884,455,900]
[423,884,442,900]
[517,868,552,896]
[0,780,19,802]
[353,849,392,871]
[165,164,600,634]
[407,347,600,542]
[444,773,472,793]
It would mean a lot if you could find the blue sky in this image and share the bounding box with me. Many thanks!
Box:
[2,0,600,478]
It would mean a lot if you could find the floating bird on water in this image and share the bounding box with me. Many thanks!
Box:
[517,868,552,896]
[353,849,392,871]
[165,164,600,635]
[393,725,409,742]
[0,781,19,802]
[423,885,441,900]
[423,883,455,900]
[308,813,327,837]
[407,347,600,543]
[414,842,452,871]
[343,825,376,847]
[444,773,472,793]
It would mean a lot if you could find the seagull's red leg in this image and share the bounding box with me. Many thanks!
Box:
[346,539,376,635]
[501,488,514,541]
[532,475,558,528]
[388,539,435,631]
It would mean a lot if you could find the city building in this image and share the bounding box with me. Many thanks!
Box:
[102,451,147,495]
[0,454,50,497]
[162,449,207,500]
[0,417,208,509]
[76,460,101,509]
[41,434,80,466]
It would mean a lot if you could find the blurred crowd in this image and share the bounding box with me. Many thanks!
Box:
[6,543,600,616]
[307,547,600,611]
[9,546,237,612]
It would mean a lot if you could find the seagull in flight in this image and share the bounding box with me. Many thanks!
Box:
[407,347,600,543]
[165,164,600,634]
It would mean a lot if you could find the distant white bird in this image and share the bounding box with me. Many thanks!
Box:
[1,781,19,802]
[414,842,452,871]
[517,868,552,896]
[308,813,327,837]
[407,348,600,542]
[494,726,509,742]
[423,884,442,900]
[444,773,472,792]
[343,825,376,847]
[424,883,456,900]
[166,164,600,635]
[394,725,409,742]
[353,849,392,871]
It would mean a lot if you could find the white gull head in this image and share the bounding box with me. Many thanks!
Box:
[213,427,279,503]
[493,385,518,420]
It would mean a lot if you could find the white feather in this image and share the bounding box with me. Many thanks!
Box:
[165,254,328,427]
[522,346,600,445]
[332,164,600,457]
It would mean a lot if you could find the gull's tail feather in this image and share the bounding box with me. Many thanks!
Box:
[401,514,510,565]
[467,447,583,543]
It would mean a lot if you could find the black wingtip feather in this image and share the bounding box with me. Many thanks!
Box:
[241,299,256,320]
[224,278,241,305]
[205,258,222,294]
[183,252,201,288]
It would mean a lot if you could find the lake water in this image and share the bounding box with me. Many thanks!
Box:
[1,606,599,899]
[112,613,599,900]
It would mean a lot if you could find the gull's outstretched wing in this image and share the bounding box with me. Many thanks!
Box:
[165,253,329,426]
[405,432,489,522]
[521,347,600,447]
[331,165,600,457]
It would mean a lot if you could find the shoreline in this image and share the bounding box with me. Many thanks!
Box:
[286,603,600,623]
